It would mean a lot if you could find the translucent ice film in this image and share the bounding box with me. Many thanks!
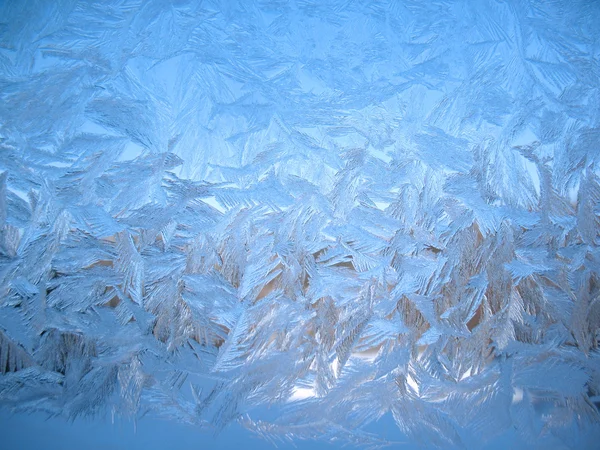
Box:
[1,1,599,448]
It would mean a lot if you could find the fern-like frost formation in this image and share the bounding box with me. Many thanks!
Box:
[1,0,599,448]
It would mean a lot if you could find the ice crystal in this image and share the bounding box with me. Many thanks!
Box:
[1,0,599,448]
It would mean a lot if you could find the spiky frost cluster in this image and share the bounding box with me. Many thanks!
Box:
[1,1,599,448]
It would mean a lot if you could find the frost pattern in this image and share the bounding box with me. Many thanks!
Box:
[1,0,600,448]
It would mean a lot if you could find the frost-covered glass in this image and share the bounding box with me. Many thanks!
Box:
[0,1,599,448]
